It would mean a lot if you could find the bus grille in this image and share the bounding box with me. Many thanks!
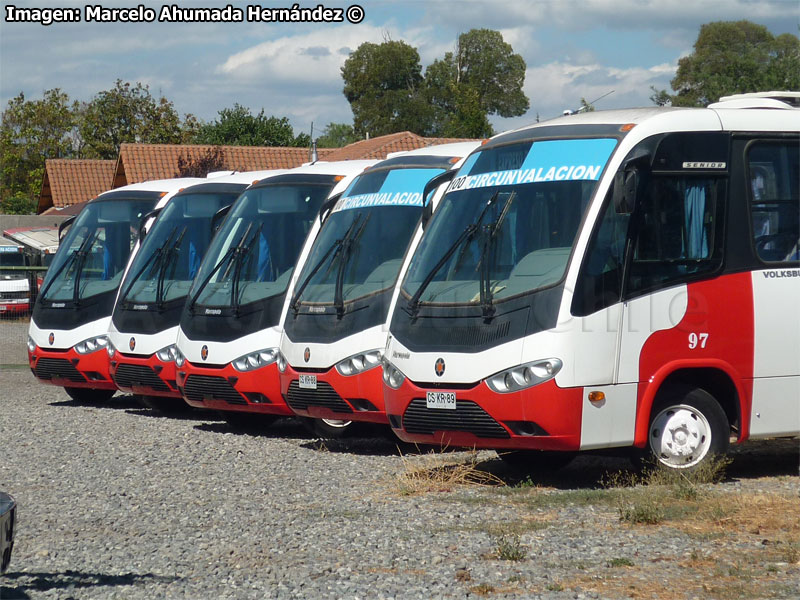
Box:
[113,364,170,392]
[34,358,86,383]
[183,374,246,405]
[285,381,353,414]
[403,398,510,438]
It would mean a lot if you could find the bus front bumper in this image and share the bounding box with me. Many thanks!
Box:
[280,364,386,424]
[28,346,116,391]
[109,352,181,398]
[177,361,292,416]
[384,378,583,451]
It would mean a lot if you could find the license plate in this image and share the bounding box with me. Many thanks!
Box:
[426,391,456,410]
[299,375,317,390]
[0,306,6,311]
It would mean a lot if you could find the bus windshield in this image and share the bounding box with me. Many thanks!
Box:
[402,138,617,308]
[41,196,158,303]
[120,191,241,308]
[293,168,442,309]
[190,182,330,310]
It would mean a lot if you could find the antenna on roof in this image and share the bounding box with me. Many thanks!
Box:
[563,90,615,116]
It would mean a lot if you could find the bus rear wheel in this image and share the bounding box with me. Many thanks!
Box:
[647,386,729,470]
[64,387,115,403]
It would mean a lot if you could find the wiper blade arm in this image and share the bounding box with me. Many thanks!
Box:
[187,222,253,314]
[479,191,516,317]
[290,214,363,315]
[156,226,187,310]
[231,223,263,315]
[407,191,500,317]
[334,212,371,318]
[120,225,180,307]
[40,226,99,302]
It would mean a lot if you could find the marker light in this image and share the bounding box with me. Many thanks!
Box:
[107,341,117,358]
[232,348,279,372]
[74,335,110,355]
[335,349,382,376]
[381,357,406,390]
[486,358,563,394]
[27,336,36,353]
[276,351,287,373]
[156,344,179,363]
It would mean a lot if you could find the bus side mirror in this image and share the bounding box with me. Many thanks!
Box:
[421,169,457,229]
[58,216,76,241]
[613,168,638,214]
[319,192,342,224]
[211,204,233,233]
[138,207,163,241]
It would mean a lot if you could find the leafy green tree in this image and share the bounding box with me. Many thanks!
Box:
[78,80,190,159]
[341,40,431,137]
[315,122,358,147]
[656,21,800,107]
[192,104,309,147]
[0,88,77,213]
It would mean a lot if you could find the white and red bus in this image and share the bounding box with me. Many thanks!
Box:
[0,240,30,316]
[278,143,479,437]
[382,94,800,469]
[174,161,376,428]
[107,171,284,409]
[27,178,203,402]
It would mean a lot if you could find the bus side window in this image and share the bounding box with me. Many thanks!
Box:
[571,190,630,317]
[748,142,800,263]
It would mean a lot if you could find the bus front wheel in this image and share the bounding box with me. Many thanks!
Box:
[647,386,729,470]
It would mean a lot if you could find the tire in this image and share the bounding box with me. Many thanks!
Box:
[64,387,115,403]
[300,417,355,439]
[646,386,729,470]
[498,450,576,472]
[137,395,193,414]
[220,411,278,432]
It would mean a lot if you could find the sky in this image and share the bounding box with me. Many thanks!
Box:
[1,0,798,139]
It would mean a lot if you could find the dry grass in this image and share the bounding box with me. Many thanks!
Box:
[393,449,506,495]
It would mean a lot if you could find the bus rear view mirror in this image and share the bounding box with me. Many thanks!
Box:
[613,169,638,214]
[421,169,457,229]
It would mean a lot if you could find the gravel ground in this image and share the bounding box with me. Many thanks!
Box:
[1,367,798,600]
[0,321,30,365]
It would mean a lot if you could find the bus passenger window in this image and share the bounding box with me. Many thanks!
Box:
[626,177,721,296]
[748,142,800,264]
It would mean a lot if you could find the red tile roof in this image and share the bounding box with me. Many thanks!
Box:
[323,132,479,161]
[114,143,337,187]
[38,159,116,214]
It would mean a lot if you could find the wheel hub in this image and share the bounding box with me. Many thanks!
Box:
[651,405,711,468]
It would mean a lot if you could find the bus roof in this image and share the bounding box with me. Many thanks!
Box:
[3,226,59,254]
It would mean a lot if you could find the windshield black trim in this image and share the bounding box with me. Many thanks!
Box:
[179,291,287,343]
[33,288,117,332]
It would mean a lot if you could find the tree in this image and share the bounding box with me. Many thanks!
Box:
[341,39,431,137]
[655,21,800,107]
[175,146,227,177]
[0,89,77,213]
[78,80,191,159]
[315,122,358,148]
[192,104,309,147]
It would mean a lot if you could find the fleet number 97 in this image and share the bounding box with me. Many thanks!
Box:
[688,332,709,349]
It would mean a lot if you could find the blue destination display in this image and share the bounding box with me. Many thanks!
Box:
[447,138,618,192]
[0,246,21,253]
[333,168,444,212]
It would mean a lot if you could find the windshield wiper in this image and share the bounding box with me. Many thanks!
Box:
[119,225,180,307]
[290,214,363,315]
[156,226,187,310]
[478,191,516,318]
[39,228,99,302]
[333,212,371,318]
[231,223,263,316]
[407,191,499,317]
[187,222,254,315]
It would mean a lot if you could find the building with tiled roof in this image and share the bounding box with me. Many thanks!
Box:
[38,159,116,214]
[323,132,478,162]
[113,143,337,187]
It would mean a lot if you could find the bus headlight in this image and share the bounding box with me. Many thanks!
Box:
[174,347,186,368]
[486,358,562,394]
[107,341,117,358]
[335,349,382,376]
[232,348,279,372]
[276,351,287,373]
[74,335,109,355]
[381,357,406,390]
[27,336,36,353]
[155,344,178,362]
